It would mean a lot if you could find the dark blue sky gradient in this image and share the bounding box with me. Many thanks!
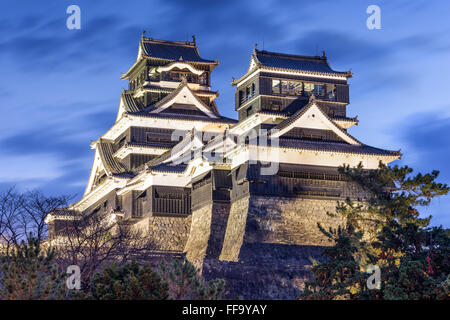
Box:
[0,0,449,226]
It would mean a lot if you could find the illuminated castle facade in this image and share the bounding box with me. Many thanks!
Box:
[46,34,400,299]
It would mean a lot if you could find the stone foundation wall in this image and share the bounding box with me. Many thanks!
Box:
[130,194,355,299]
[219,197,250,262]
[132,215,191,252]
[220,196,345,262]
[184,202,230,270]
[204,195,346,299]
[246,196,346,247]
[203,244,325,299]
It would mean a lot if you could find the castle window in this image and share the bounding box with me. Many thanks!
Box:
[246,86,251,100]
[278,80,303,96]
[199,73,208,85]
[303,83,314,95]
[239,90,244,106]
[251,83,256,96]
[326,85,336,100]
[146,131,172,144]
[246,105,253,117]
[281,80,289,94]
[272,79,281,94]
[314,84,325,96]
[294,82,303,95]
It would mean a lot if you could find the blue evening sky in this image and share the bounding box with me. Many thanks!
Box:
[0,0,449,227]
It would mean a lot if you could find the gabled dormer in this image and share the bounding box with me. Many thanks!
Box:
[269,96,361,145]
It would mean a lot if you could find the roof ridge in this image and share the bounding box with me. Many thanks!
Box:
[141,36,196,47]
[256,48,326,62]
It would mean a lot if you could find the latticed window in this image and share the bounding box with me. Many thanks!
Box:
[303,83,314,94]
[281,80,289,94]
[239,90,244,105]
[155,191,183,200]
[278,170,348,181]
[272,79,281,94]
[326,85,336,100]
[146,131,173,144]
[246,86,251,100]
[314,84,325,96]
[199,73,208,85]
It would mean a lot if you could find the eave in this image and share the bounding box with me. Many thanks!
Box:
[114,143,170,160]
[232,65,351,87]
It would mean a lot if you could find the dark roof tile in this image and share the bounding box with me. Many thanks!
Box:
[142,38,216,64]
[276,138,401,157]
[150,163,187,173]
[129,109,237,124]
[255,49,350,76]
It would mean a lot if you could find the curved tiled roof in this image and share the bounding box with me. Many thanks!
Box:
[141,37,216,64]
[97,139,128,176]
[150,163,188,173]
[124,142,173,150]
[275,138,401,157]
[330,115,359,123]
[49,208,79,217]
[129,109,237,124]
[121,92,144,113]
[254,49,351,76]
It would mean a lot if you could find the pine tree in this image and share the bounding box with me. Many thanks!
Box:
[0,237,67,300]
[301,163,450,300]
[375,222,449,299]
[158,258,225,300]
[90,261,169,300]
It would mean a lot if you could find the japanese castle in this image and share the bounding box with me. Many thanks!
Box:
[46,34,400,286]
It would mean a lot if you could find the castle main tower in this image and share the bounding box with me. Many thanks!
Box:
[46,37,400,299]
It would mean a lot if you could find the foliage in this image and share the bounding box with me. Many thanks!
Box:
[54,210,157,290]
[375,222,450,299]
[0,187,70,252]
[0,237,67,300]
[88,258,226,300]
[90,261,168,300]
[0,189,226,300]
[158,258,225,300]
[301,163,450,300]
